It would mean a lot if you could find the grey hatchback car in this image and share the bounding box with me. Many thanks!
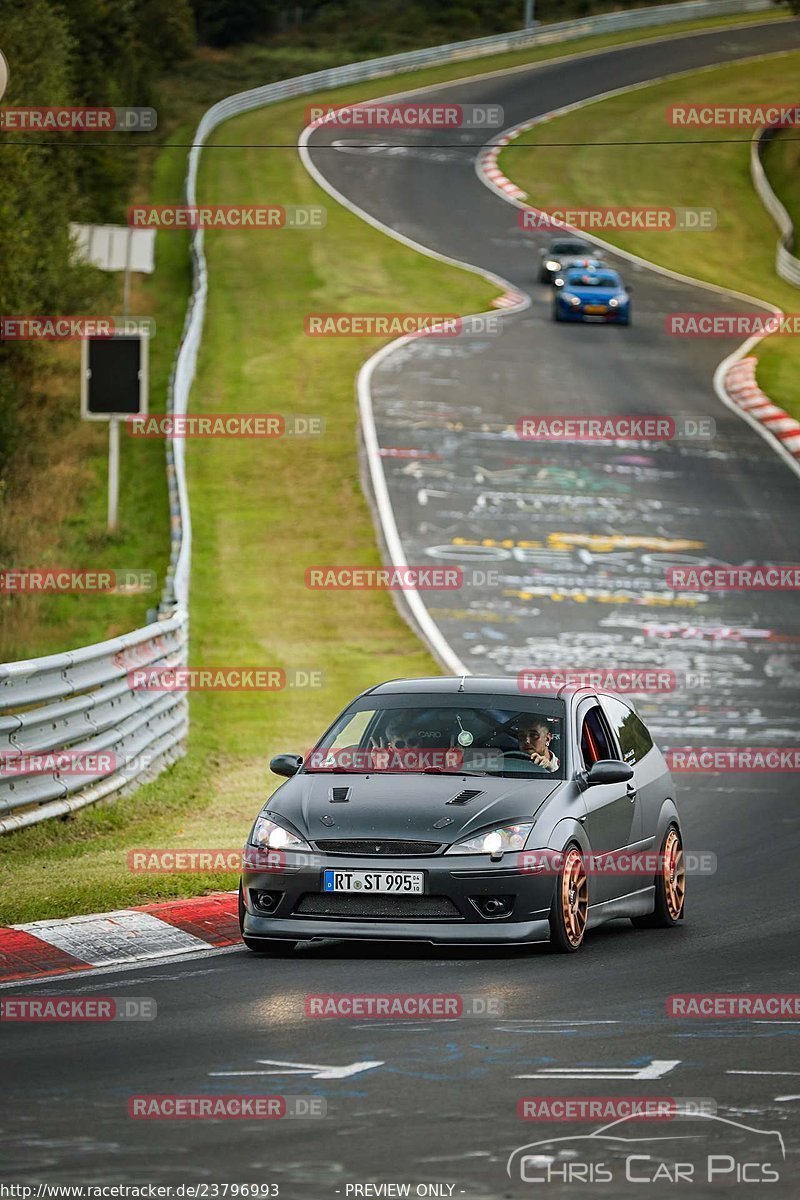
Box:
[239,676,685,954]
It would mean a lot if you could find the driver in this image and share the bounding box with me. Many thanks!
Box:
[517,717,559,773]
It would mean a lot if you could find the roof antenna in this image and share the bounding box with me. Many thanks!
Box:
[457,674,466,692]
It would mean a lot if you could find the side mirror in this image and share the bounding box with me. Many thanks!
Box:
[584,759,634,787]
[270,753,302,778]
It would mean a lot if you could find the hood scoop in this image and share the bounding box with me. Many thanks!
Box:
[446,788,483,806]
[329,786,351,803]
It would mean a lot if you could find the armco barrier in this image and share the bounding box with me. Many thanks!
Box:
[752,124,800,288]
[0,619,188,833]
[0,0,775,832]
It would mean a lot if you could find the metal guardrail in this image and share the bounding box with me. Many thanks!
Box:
[752,124,800,288]
[0,619,188,833]
[0,0,775,832]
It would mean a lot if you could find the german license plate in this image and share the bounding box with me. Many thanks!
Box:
[323,869,424,894]
[584,304,607,314]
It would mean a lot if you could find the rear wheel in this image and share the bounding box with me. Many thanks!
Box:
[548,845,588,953]
[631,825,685,928]
[239,882,298,954]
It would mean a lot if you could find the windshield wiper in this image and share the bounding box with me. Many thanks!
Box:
[421,768,487,776]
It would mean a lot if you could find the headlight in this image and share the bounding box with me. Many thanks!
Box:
[445,823,533,856]
[545,259,560,270]
[608,297,619,308]
[561,293,581,306]
[249,815,311,852]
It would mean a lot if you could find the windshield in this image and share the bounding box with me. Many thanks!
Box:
[566,271,620,289]
[551,240,589,256]
[304,695,566,778]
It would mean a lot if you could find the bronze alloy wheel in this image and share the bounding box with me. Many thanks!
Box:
[560,846,589,948]
[662,827,686,921]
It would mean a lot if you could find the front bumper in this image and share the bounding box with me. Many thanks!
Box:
[241,851,556,945]
[556,304,629,323]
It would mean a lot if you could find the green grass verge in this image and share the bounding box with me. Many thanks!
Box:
[760,124,800,248]
[757,129,800,403]
[498,50,800,422]
[1,9,788,923]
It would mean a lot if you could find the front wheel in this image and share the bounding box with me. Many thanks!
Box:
[631,825,685,928]
[548,844,588,953]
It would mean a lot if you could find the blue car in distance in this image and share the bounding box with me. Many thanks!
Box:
[553,266,632,325]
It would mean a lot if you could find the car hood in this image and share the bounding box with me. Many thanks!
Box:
[566,286,625,303]
[263,772,562,846]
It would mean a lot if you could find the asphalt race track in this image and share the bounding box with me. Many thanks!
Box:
[4,20,800,1199]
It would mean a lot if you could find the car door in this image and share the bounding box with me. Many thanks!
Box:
[576,697,639,903]
[599,694,663,856]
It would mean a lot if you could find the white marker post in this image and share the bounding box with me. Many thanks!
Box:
[107,416,121,532]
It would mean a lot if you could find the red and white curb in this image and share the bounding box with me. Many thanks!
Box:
[492,286,527,309]
[478,129,528,201]
[0,892,239,983]
[724,356,800,461]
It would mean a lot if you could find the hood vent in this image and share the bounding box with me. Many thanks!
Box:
[446,788,483,806]
[329,786,351,803]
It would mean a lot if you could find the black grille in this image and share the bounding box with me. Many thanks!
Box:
[294,893,461,919]
[314,839,442,855]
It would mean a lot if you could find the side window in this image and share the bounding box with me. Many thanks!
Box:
[579,705,613,767]
[601,696,654,765]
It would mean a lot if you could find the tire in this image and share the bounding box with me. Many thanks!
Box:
[553,307,564,322]
[548,844,589,953]
[631,825,685,929]
[239,882,298,954]
[539,270,550,284]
